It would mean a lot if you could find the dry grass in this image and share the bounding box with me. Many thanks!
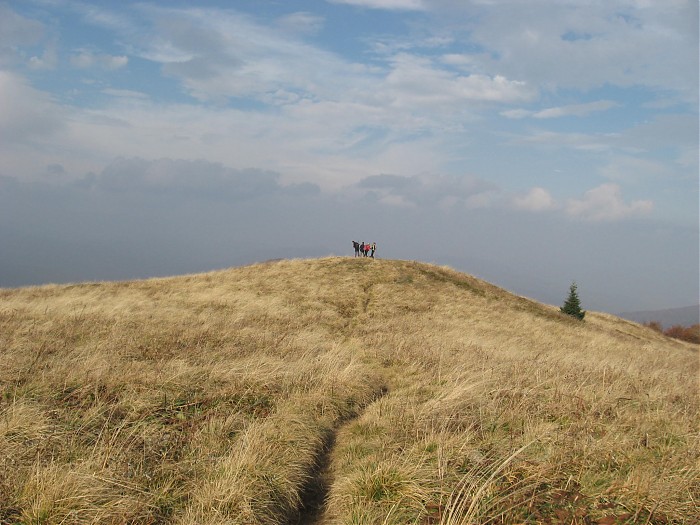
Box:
[0,257,697,524]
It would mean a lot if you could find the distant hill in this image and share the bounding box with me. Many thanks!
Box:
[618,304,700,327]
[0,257,697,524]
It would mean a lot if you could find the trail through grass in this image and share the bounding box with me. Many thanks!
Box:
[1,257,697,524]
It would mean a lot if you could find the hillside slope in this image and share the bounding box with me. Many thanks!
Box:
[1,257,697,524]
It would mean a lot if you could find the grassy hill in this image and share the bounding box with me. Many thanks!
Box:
[0,257,697,524]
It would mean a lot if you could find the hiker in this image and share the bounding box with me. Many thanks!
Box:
[370,242,376,258]
[360,242,366,257]
[364,243,370,257]
[352,241,360,257]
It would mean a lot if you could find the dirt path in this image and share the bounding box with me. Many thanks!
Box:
[292,278,385,525]
[289,386,388,525]
[288,429,338,525]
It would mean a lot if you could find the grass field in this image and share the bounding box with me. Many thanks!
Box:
[1,257,697,524]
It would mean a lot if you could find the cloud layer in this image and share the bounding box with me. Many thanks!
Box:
[1,158,695,312]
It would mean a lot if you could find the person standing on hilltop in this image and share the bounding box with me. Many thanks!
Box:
[370,242,376,258]
[352,241,360,257]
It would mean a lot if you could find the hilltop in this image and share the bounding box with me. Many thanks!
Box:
[0,257,697,524]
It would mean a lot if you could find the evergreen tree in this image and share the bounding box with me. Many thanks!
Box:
[560,282,586,320]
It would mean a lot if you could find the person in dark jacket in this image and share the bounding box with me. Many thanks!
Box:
[352,241,360,257]
[370,242,376,258]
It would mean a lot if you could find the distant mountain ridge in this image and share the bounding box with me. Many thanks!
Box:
[617,304,700,327]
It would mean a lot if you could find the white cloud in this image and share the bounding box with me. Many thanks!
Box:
[0,72,76,181]
[517,130,613,152]
[465,190,500,209]
[131,6,359,103]
[90,157,305,199]
[276,12,325,34]
[0,5,44,64]
[533,100,618,119]
[357,172,502,209]
[617,114,699,170]
[503,100,618,119]
[91,4,535,168]
[513,187,556,211]
[29,43,58,70]
[386,53,536,109]
[452,0,698,102]
[101,88,150,99]
[69,52,92,68]
[105,55,128,69]
[70,50,128,69]
[566,183,653,221]
[126,5,532,113]
[328,0,427,10]
[379,194,415,207]
[1,1,695,218]
[600,156,672,183]
[0,71,65,141]
[440,53,481,68]
[500,108,531,119]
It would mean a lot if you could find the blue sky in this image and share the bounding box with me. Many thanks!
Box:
[0,0,698,313]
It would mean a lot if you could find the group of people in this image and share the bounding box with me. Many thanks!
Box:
[352,241,376,258]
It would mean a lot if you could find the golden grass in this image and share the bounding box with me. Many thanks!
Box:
[0,257,697,524]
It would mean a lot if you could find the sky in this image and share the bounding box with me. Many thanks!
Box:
[0,0,698,314]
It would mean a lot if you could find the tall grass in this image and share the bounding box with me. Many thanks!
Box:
[1,257,697,524]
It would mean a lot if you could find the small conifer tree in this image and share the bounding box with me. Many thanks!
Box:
[560,282,586,320]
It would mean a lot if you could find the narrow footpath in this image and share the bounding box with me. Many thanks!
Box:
[289,429,338,525]
[289,386,388,525]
